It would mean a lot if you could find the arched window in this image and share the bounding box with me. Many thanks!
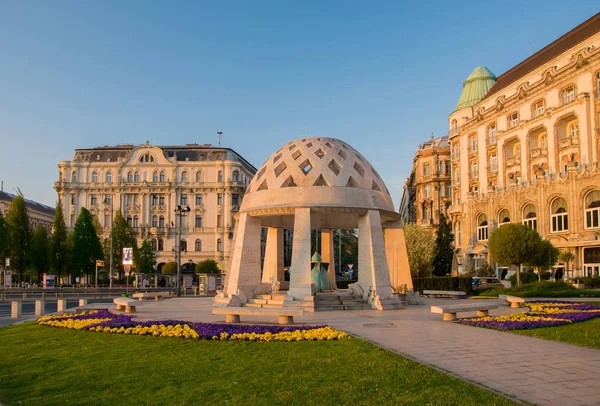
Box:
[139,153,155,163]
[422,203,430,221]
[157,238,164,251]
[127,215,133,227]
[522,204,537,230]
[195,170,202,183]
[153,172,158,182]
[454,222,461,246]
[585,190,600,229]
[477,214,488,241]
[218,170,223,182]
[540,133,548,150]
[232,170,239,182]
[127,172,133,182]
[91,172,98,183]
[159,171,165,182]
[181,171,188,183]
[152,215,158,227]
[134,172,140,182]
[195,239,202,251]
[451,119,458,135]
[159,216,165,228]
[133,215,139,228]
[551,198,568,232]
[217,238,223,252]
[71,171,77,183]
[151,238,157,251]
[105,171,112,183]
[498,209,510,226]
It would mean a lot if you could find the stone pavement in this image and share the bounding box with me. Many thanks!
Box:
[8,296,600,406]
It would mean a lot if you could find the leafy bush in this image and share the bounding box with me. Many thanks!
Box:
[575,277,600,289]
[195,259,219,274]
[412,277,473,295]
[508,271,538,286]
[480,281,600,298]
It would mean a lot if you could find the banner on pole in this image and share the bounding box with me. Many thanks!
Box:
[124,264,131,276]
[96,260,105,267]
[123,248,133,265]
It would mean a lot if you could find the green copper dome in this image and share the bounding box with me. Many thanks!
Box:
[311,252,322,262]
[455,66,497,111]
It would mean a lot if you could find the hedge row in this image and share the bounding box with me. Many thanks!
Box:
[412,277,473,295]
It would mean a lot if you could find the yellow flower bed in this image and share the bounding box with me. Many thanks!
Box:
[39,317,113,330]
[214,327,349,342]
[528,306,600,314]
[88,324,200,339]
[468,296,498,300]
[477,313,572,323]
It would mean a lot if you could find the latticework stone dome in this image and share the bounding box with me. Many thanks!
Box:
[241,137,396,215]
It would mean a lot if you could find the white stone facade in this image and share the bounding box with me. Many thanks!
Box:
[448,16,600,277]
[54,143,256,272]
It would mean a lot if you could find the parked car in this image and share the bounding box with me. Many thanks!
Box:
[472,277,505,290]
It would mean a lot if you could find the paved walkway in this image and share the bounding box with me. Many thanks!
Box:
[5,296,600,405]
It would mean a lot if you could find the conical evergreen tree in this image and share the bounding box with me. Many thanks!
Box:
[5,195,32,282]
[106,209,137,279]
[51,202,69,283]
[71,207,103,283]
[432,213,454,276]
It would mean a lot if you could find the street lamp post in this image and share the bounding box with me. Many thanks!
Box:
[103,197,114,289]
[174,204,190,297]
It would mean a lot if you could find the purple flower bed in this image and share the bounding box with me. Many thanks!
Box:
[459,317,571,331]
[529,312,600,322]
[82,312,327,339]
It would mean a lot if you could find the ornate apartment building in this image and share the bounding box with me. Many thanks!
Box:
[54,142,256,272]
[448,13,600,277]
[0,190,55,233]
[399,136,451,231]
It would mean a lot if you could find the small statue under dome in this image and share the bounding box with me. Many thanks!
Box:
[310,252,330,292]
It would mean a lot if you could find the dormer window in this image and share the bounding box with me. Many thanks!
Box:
[139,153,155,163]
[533,100,545,118]
[508,112,519,129]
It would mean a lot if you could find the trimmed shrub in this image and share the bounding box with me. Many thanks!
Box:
[412,277,473,295]
[576,277,600,289]
[481,281,600,298]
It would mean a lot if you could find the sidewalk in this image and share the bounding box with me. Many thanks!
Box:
[8,296,600,406]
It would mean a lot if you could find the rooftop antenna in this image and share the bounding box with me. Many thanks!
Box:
[217,131,223,147]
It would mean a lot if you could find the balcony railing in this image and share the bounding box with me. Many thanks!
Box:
[558,136,579,149]
[450,128,460,137]
[506,157,515,167]
[487,136,497,146]
[488,165,498,174]
[560,93,577,106]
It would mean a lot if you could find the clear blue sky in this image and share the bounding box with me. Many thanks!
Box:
[0,1,598,207]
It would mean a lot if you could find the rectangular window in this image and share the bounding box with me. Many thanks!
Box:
[509,112,519,129]
[152,195,159,206]
[471,137,477,153]
[90,195,97,206]
[195,194,203,206]
[477,225,488,241]
[104,214,110,228]
[562,86,576,105]
[125,194,133,205]
[490,155,497,172]
[533,100,544,117]
[180,194,188,205]
[586,208,600,229]
[195,216,203,228]
[423,165,431,176]
[232,194,239,206]
[217,214,222,228]
[70,214,75,227]
[217,193,223,205]
[487,126,496,144]
[445,184,452,197]
[445,160,451,174]
[71,194,76,205]
[424,185,431,198]
[159,196,165,205]
[551,213,568,232]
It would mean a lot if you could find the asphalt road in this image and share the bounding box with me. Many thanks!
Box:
[0,299,113,319]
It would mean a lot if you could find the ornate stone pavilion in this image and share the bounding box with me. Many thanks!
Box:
[214,137,412,311]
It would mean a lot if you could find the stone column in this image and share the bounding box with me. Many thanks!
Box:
[320,229,337,289]
[383,220,413,291]
[221,212,262,303]
[358,210,393,301]
[288,208,312,300]
[262,227,284,287]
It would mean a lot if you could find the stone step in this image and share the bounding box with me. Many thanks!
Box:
[247,298,268,305]
[315,305,345,311]
[344,304,372,310]
[266,299,285,306]
[254,294,288,300]
[243,303,263,308]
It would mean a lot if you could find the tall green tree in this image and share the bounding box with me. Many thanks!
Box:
[403,223,436,277]
[526,239,559,282]
[71,208,103,283]
[0,211,8,264]
[162,261,177,275]
[105,210,137,278]
[559,250,575,279]
[5,195,32,282]
[135,239,156,274]
[31,225,51,281]
[432,213,454,276]
[51,202,69,283]
[489,223,542,287]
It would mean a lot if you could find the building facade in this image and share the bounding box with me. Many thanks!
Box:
[54,142,256,273]
[448,13,600,277]
[0,190,55,233]
[399,136,451,231]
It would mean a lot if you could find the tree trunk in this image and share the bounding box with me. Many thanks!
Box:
[515,264,521,287]
[537,267,542,283]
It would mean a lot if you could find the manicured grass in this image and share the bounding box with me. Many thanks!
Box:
[514,302,600,349]
[0,322,516,405]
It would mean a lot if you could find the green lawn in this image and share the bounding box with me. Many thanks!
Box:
[0,322,516,406]
[514,301,600,349]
